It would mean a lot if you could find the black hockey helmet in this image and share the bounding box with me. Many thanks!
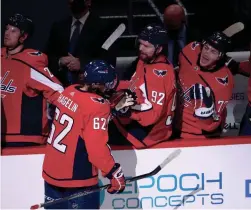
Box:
[202,31,231,54]
[138,23,168,47]
[7,13,34,36]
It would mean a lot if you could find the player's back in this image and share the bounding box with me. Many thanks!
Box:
[43,84,111,188]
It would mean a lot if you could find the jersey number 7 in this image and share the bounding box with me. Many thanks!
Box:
[47,107,74,153]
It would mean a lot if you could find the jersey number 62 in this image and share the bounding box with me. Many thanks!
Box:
[47,108,73,153]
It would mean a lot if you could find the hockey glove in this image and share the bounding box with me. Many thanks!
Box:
[111,89,137,110]
[106,163,126,194]
[115,92,136,111]
[190,83,217,119]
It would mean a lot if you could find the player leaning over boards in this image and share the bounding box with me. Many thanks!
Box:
[111,23,176,149]
[42,60,135,209]
[174,23,249,139]
[1,13,64,147]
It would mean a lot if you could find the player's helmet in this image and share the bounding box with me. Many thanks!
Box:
[7,13,34,36]
[82,60,118,91]
[138,23,168,46]
[202,31,231,54]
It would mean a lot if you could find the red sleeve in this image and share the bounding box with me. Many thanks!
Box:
[130,65,176,126]
[116,80,130,90]
[199,118,222,132]
[25,54,64,103]
[184,112,222,132]
[239,59,251,76]
[82,104,115,177]
[177,42,200,75]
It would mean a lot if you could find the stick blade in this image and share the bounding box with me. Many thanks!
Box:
[223,22,244,37]
[101,23,126,50]
[160,149,182,169]
[30,204,39,209]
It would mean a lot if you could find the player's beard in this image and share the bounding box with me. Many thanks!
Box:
[139,52,151,62]
[88,86,106,98]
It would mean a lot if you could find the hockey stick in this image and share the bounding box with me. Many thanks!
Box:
[30,149,181,209]
[147,0,164,23]
[172,187,203,210]
[58,24,125,72]
[175,0,188,16]
[222,22,244,37]
[101,23,126,50]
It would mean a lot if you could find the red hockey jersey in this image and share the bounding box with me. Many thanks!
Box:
[1,48,63,145]
[42,85,115,187]
[248,67,251,105]
[175,42,234,138]
[227,50,250,104]
[114,55,176,148]
[239,56,251,104]
[249,47,251,104]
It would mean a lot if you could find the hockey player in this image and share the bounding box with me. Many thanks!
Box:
[42,60,135,209]
[239,41,251,135]
[175,31,238,138]
[1,13,64,146]
[111,23,176,148]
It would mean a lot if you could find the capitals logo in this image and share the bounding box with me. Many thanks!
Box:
[28,51,42,56]
[91,97,105,104]
[216,75,228,86]
[191,41,200,50]
[1,71,17,98]
[153,69,167,77]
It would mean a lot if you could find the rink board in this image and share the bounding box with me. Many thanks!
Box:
[1,138,251,209]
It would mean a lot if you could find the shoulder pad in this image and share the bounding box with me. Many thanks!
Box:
[87,92,109,106]
[89,94,110,114]
[181,42,201,61]
[18,49,48,67]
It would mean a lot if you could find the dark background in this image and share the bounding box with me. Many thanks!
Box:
[2,0,251,57]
